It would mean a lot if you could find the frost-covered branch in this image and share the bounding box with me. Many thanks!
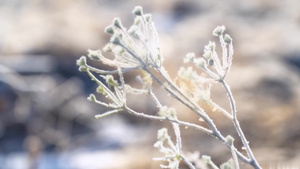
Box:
[76,6,261,169]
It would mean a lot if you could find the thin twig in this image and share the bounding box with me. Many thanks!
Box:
[125,105,213,135]
[181,154,196,169]
[207,100,233,119]
[221,80,261,169]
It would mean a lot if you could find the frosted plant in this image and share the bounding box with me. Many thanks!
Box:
[76,6,262,169]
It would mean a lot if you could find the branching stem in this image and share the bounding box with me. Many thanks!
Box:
[79,10,262,169]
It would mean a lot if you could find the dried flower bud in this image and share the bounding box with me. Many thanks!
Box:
[184,52,196,63]
[102,44,111,52]
[208,59,214,66]
[113,18,123,29]
[220,159,235,169]
[110,35,121,45]
[203,51,212,59]
[213,25,226,36]
[132,6,143,16]
[87,49,102,61]
[207,41,216,51]
[87,94,96,102]
[76,56,87,67]
[194,58,207,68]
[144,14,152,22]
[78,66,87,72]
[153,140,163,148]
[158,106,177,119]
[97,85,106,94]
[224,34,232,44]
[202,155,212,163]
[104,25,114,34]
[105,75,119,86]
[225,135,234,146]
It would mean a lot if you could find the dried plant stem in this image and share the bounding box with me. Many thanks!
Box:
[78,7,262,168]
[124,105,213,134]
[221,80,261,169]
[181,154,196,169]
[207,100,232,119]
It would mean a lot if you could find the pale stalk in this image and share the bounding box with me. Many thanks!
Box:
[221,80,261,169]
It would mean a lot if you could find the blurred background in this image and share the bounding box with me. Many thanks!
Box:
[0,0,300,168]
